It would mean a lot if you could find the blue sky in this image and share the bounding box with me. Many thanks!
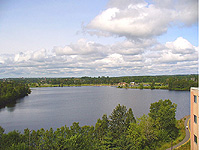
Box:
[0,0,109,53]
[0,0,198,78]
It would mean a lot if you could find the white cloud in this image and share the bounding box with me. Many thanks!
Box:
[111,38,156,55]
[175,0,198,26]
[95,53,125,67]
[14,52,31,62]
[165,37,196,54]
[0,37,197,78]
[32,49,48,62]
[0,0,197,78]
[14,49,49,63]
[53,39,107,57]
[54,46,74,56]
[107,0,147,10]
[86,0,197,39]
[152,37,198,64]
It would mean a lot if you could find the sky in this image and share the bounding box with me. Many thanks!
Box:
[0,0,198,78]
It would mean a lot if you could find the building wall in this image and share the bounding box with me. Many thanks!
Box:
[191,87,199,150]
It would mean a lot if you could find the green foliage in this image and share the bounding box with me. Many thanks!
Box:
[0,130,23,149]
[168,77,197,90]
[109,104,135,138]
[175,140,190,150]
[94,114,109,141]
[107,104,136,149]
[150,81,155,89]
[0,100,180,149]
[128,115,159,149]
[0,126,4,137]
[8,143,28,150]
[159,117,188,150]
[149,99,178,141]
[4,74,197,91]
[139,83,144,89]
[0,81,31,108]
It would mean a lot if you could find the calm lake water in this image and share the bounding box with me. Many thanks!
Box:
[0,86,190,133]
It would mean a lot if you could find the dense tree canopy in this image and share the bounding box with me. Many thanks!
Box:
[0,100,179,149]
[0,81,31,108]
[149,99,178,141]
[3,74,197,91]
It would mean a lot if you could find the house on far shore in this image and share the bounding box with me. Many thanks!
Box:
[130,82,135,85]
[130,82,140,87]
[118,82,128,87]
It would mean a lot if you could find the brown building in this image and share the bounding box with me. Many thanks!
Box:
[191,87,199,150]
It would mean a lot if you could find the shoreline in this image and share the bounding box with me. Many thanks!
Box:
[30,84,190,91]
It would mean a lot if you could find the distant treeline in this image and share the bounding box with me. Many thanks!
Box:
[0,81,31,108]
[2,74,198,90]
[0,100,180,150]
[168,77,198,90]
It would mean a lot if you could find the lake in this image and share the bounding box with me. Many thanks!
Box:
[0,86,190,133]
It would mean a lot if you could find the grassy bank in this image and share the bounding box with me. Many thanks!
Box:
[30,83,117,88]
[175,141,190,150]
[158,116,189,150]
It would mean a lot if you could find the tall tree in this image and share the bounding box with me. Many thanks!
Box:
[149,99,178,140]
[108,104,136,148]
[109,104,135,138]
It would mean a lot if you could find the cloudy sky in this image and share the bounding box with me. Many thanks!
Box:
[0,0,198,78]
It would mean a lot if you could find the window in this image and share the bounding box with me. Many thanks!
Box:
[194,115,197,123]
[194,135,197,144]
[194,95,197,103]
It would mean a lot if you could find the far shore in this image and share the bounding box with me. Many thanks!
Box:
[30,83,190,91]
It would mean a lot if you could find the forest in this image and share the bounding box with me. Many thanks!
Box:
[0,81,31,108]
[0,100,181,150]
[3,74,198,91]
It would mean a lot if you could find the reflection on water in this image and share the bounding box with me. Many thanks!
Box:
[0,87,190,133]
[6,104,16,112]
[0,97,26,112]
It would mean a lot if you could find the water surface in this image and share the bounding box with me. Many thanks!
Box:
[0,86,190,133]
